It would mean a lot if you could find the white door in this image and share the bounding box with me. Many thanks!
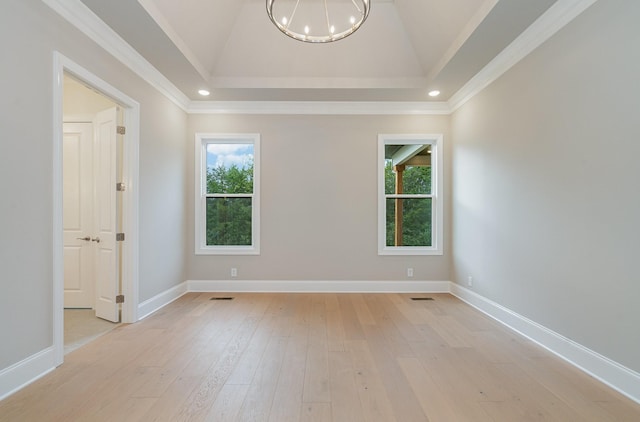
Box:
[63,123,95,308]
[94,107,120,322]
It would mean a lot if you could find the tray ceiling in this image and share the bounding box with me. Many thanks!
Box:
[79,0,558,102]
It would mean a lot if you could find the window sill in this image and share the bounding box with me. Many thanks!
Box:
[196,246,260,256]
[378,246,442,256]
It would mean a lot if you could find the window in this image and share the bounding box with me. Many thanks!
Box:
[195,133,260,255]
[378,134,443,255]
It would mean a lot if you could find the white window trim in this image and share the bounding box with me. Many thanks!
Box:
[378,134,443,256]
[195,133,260,255]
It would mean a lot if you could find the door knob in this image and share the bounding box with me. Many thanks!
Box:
[76,236,91,241]
[91,237,101,243]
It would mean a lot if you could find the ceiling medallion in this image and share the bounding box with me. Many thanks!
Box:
[267,0,370,43]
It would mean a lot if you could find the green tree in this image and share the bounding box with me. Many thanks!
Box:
[385,162,432,246]
[206,161,254,245]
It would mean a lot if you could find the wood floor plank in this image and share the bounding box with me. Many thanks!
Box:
[300,402,332,422]
[362,294,416,358]
[336,295,365,340]
[302,295,330,403]
[173,314,262,421]
[482,362,584,421]
[513,355,632,421]
[409,340,484,401]
[235,335,288,421]
[328,351,365,422]
[1,292,639,422]
[398,356,492,422]
[26,327,166,421]
[225,295,282,385]
[350,293,376,326]
[386,293,431,325]
[141,375,203,422]
[204,383,249,422]
[361,324,428,421]
[267,295,311,422]
[379,294,427,343]
[325,294,346,352]
[88,396,157,422]
[268,336,307,422]
[428,314,474,348]
[346,339,398,422]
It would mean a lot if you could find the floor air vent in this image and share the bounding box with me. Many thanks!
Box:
[210,297,234,301]
[411,297,434,301]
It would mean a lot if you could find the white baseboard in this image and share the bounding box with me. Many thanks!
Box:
[187,279,451,293]
[450,283,640,405]
[0,347,56,401]
[137,281,188,320]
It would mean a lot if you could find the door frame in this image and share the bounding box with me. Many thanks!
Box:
[52,52,140,365]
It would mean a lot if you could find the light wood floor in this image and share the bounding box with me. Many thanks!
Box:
[1,293,639,421]
[64,309,119,355]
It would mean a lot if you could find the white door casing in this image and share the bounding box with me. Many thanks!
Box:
[94,107,120,323]
[54,53,140,367]
[63,122,94,308]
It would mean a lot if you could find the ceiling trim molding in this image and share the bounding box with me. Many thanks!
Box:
[187,101,451,115]
[448,0,600,111]
[426,0,499,83]
[42,0,191,111]
[209,77,430,90]
[137,0,211,83]
[42,0,598,116]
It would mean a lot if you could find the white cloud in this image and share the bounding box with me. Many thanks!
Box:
[207,143,253,169]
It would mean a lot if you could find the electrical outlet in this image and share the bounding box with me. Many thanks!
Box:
[407,268,414,278]
[231,268,238,277]
[467,276,473,287]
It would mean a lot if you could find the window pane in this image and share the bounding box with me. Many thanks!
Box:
[206,143,254,194]
[206,197,252,246]
[384,159,395,194]
[385,198,432,247]
[384,146,432,195]
[402,166,431,194]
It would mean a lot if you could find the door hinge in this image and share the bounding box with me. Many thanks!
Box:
[117,125,126,135]
[116,233,125,241]
[116,294,125,304]
[116,182,126,192]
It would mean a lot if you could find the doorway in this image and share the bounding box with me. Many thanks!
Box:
[62,75,120,351]
[53,52,140,365]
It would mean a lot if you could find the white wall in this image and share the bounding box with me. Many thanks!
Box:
[451,0,640,373]
[187,114,452,283]
[0,0,187,370]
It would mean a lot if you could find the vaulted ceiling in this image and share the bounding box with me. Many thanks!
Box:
[78,0,558,102]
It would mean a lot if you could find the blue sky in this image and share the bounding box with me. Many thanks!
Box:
[206,143,254,170]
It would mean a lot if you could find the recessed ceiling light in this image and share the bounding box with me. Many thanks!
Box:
[198,89,210,96]
[428,90,440,97]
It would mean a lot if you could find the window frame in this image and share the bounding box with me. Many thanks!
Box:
[194,133,260,255]
[378,134,443,256]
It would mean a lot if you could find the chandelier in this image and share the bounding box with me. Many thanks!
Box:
[266,0,370,43]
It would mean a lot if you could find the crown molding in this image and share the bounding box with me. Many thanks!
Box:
[187,100,451,115]
[41,0,191,111]
[208,76,429,89]
[448,0,599,111]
